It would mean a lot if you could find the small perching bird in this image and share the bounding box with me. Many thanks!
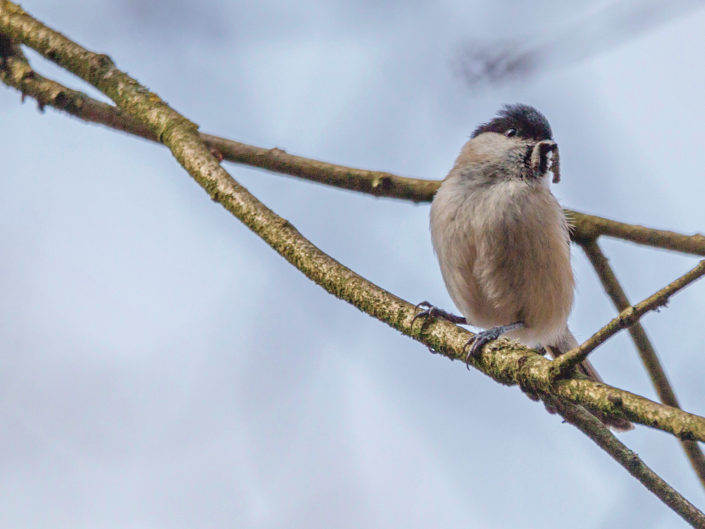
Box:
[417,104,631,431]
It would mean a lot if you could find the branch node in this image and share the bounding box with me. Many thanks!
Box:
[371,175,392,193]
[607,393,624,407]
[92,53,114,69]
[680,430,696,442]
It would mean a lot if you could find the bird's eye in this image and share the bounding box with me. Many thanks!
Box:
[505,128,517,137]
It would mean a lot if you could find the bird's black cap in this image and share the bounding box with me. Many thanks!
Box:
[472,104,553,140]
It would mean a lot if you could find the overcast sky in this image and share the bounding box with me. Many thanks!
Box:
[2,1,705,528]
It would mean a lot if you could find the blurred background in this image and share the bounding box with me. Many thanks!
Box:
[2,1,705,527]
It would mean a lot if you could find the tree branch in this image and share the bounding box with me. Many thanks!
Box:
[3,0,704,443]
[550,258,705,379]
[580,238,705,491]
[548,395,705,528]
[2,3,704,522]
[1,33,704,257]
[570,212,705,257]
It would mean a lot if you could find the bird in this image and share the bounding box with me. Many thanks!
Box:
[416,104,632,431]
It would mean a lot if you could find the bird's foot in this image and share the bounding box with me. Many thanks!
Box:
[463,321,525,369]
[411,301,467,327]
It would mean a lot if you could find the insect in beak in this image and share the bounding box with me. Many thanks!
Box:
[531,140,560,183]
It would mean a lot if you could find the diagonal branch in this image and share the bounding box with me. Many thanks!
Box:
[0,35,437,202]
[550,258,705,379]
[547,394,705,529]
[3,0,705,444]
[2,3,705,523]
[580,238,705,491]
[1,34,705,257]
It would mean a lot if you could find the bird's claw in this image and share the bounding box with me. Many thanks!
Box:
[412,301,467,327]
[463,328,503,369]
[411,301,436,327]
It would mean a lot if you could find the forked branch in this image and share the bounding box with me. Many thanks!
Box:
[580,239,705,490]
[550,258,705,379]
[1,3,704,524]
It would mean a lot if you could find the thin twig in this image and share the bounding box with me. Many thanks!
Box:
[550,258,705,379]
[581,238,705,491]
[546,394,705,528]
[1,35,705,256]
[0,36,437,202]
[2,4,705,520]
[570,213,705,257]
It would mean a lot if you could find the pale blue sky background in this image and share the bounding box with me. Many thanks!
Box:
[2,1,705,527]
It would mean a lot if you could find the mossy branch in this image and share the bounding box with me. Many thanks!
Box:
[1,31,704,258]
[6,29,705,480]
[2,3,705,524]
[580,239,705,490]
[3,1,705,443]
